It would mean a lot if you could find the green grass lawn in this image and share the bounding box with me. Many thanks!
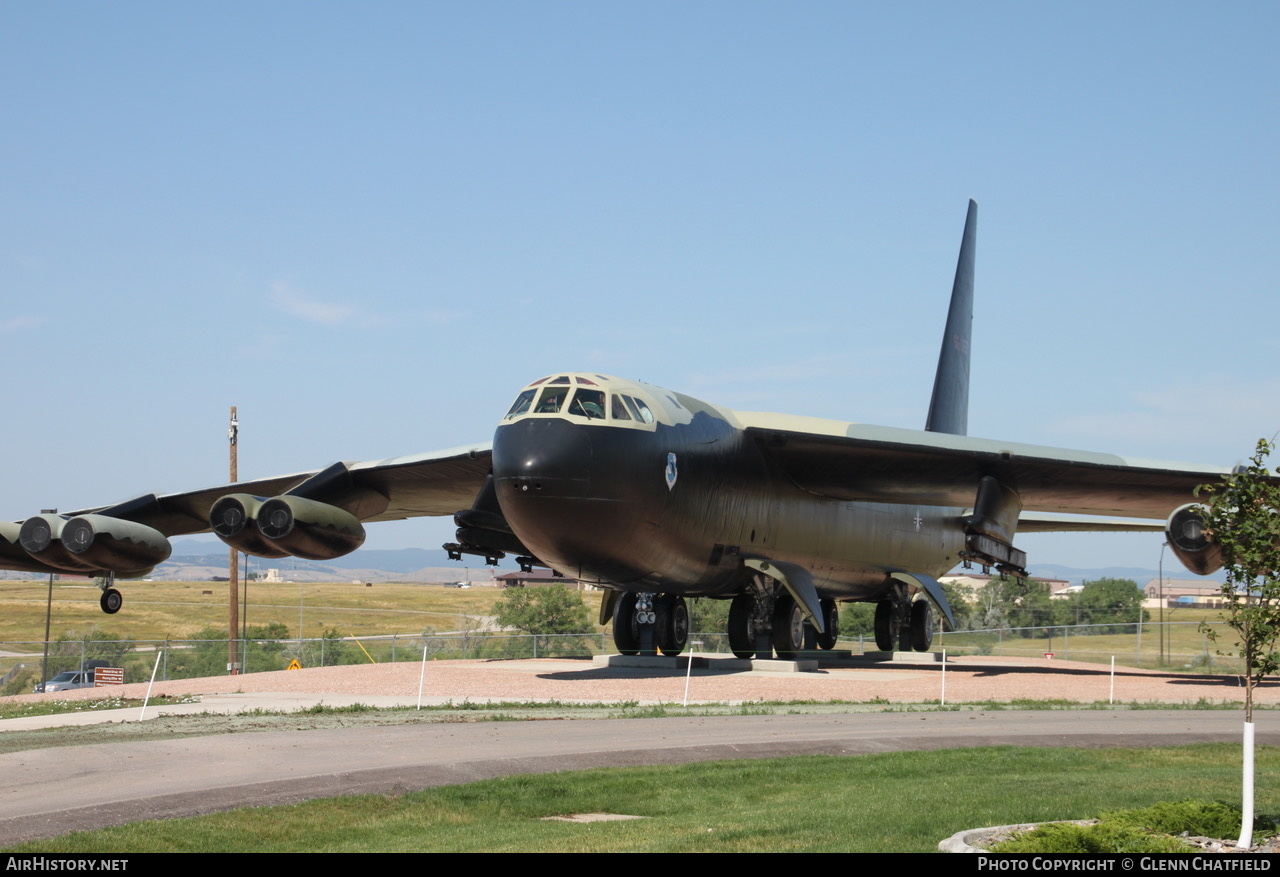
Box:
[0,579,550,643]
[5,744,1274,853]
[938,607,1243,672]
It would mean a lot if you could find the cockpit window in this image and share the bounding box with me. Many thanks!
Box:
[504,390,536,420]
[503,377,657,427]
[535,388,567,413]
[627,395,655,423]
[569,388,606,419]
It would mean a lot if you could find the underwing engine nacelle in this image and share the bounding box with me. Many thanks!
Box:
[19,514,95,572]
[61,515,172,572]
[209,494,291,558]
[18,513,168,574]
[1166,503,1223,576]
[210,493,365,561]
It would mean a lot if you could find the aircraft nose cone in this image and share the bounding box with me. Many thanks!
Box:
[492,418,593,499]
[492,417,613,574]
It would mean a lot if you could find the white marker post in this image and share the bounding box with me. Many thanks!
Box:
[1239,721,1255,849]
[417,646,428,710]
[139,649,163,722]
[940,649,946,706]
[682,641,703,707]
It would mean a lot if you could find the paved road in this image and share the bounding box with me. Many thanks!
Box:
[1,709,1274,845]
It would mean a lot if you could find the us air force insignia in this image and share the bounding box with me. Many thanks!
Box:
[665,453,678,491]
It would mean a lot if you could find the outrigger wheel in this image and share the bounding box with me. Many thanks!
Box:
[100,588,123,615]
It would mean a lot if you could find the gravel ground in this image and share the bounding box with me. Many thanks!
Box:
[5,653,1276,710]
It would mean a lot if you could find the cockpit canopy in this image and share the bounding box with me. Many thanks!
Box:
[503,374,657,427]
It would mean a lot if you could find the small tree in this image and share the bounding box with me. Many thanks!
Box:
[1076,578,1147,634]
[687,598,730,636]
[1196,437,1280,848]
[494,584,593,656]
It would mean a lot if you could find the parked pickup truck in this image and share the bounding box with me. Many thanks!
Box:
[34,669,98,693]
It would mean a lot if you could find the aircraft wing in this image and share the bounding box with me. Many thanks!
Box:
[740,413,1228,520]
[1,443,492,574]
[1014,513,1164,533]
[81,442,493,533]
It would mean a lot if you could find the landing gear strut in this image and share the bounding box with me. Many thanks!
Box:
[874,586,934,653]
[728,575,837,660]
[728,575,776,659]
[98,573,122,615]
[612,592,689,657]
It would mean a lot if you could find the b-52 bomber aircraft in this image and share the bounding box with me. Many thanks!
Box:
[1,201,1232,660]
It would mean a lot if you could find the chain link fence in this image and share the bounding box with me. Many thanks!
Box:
[0,621,1247,692]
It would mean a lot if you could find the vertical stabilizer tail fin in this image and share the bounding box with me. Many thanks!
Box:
[925,199,977,436]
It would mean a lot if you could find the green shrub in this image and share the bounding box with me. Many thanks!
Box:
[1,666,37,696]
[993,822,1191,854]
[991,799,1276,853]
[1102,799,1273,838]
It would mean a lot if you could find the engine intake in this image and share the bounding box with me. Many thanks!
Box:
[18,514,97,573]
[209,494,291,558]
[210,494,365,561]
[1166,503,1223,576]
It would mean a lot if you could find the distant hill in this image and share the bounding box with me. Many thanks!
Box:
[170,540,473,571]
[160,539,512,582]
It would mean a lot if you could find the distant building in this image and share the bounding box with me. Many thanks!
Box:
[495,569,589,590]
[1144,578,1236,608]
[940,573,1068,600]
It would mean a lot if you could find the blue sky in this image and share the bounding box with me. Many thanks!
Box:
[2,2,1277,572]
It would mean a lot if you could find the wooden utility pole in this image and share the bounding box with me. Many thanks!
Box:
[228,406,239,674]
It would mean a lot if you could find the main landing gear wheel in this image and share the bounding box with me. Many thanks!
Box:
[910,599,934,652]
[771,594,805,660]
[816,599,839,650]
[874,600,894,651]
[655,594,689,656]
[100,588,122,615]
[728,593,757,659]
[612,592,640,656]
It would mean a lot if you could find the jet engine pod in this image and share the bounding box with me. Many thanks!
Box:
[209,494,291,558]
[1166,503,1223,576]
[61,515,172,572]
[18,514,97,572]
[255,495,366,561]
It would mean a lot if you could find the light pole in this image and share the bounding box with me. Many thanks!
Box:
[39,508,56,690]
[227,407,240,674]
